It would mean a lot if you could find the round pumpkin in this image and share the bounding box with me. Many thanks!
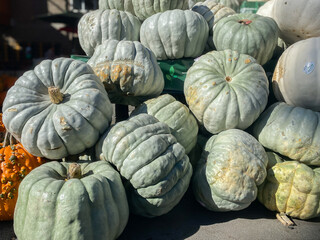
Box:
[99,0,135,15]
[258,155,320,220]
[272,37,320,111]
[2,58,113,160]
[132,0,189,21]
[78,9,141,56]
[211,0,244,13]
[192,0,236,50]
[184,49,269,134]
[272,0,320,44]
[252,102,320,166]
[192,129,268,211]
[14,160,129,240]
[213,13,279,65]
[256,0,275,18]
[130,94,199,154]
[99,114,193,217]
[0,142,46,221]
[87,39,164,106]
[140,9,209,60]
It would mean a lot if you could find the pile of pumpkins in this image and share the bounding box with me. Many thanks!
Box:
[1,0,320,239]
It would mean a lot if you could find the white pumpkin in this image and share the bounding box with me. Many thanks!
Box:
[98,0,135,15]
[273,0,320,44]
[256,0,275,18]
[272,37,320,111]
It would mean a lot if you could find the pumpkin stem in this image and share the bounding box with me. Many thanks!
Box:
[225,76,232,82]
[48,86,64,104]
[238,19,252,25]
[67,163,82,180]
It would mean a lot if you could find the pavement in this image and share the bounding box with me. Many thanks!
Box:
[2,188,319,240]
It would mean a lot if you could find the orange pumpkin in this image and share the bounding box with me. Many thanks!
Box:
[0,142,46,221]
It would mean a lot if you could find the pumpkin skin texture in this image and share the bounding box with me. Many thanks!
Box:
[213,13,279,65]
[192,1,236,50]
[273,0,320,45]
[87,39,164,106]
[0,143,46,221]
[258,156,320,220]
[13,161,129,240]
[140,9,209,60]
[2,58,113,160]
[184,49,269,134]
[272,37,320,111]
[99,114,193,217]
[256,0,275,18]
[132,0,189,21]
[78,9,141,56]
[130,94,199,154]
[192,129,268,211]
[252,102,320,166]
[99,0,135,15]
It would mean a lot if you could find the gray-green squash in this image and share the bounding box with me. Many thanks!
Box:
[184,49,269,134]
[99,114,193,217]
[2,58,113,160]
[78,9,141,56]
[99,0,135,15]
[140,9,209,60]
[252,102,320,166]
[258,153,320,220]
[213,13,279,65]
[14,161,129,240]
[130,94,198,154]
[87,39,164,106]
[192,129,268,211]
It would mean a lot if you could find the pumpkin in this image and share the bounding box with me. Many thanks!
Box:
[192,129,268,211]
[188,0,202,8]
[130,94,199,154]
[98,114,193,217]
[0,140,46,221]
[272,37,320,111]
[256,0,275,18]
[272,0,320,44]
[140,9,209,60]
[192,0,236,50]
[2,58,113,160]
[213,13,279,65]
[87,39,164,106]
[14,160,129,240]
[252,102,320,166]
[211,0,244,13]
[78,9,141,56]
[184,49,269,134]
[258,154,320,220]
[132,0,189,21]
[99,0,135,15]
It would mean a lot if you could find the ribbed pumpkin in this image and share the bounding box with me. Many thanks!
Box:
[0,141,46,221]
[258,154,320,220]
[272,37,320,111]
[14,161,129,240]
[184,49,269,134]
[192,129,268,211]
[78,9,141,56]
[140,9,209,60]
[87,39,164,106]
[99,0,135,15]
[131,94,199,154]
[252,102,320,166]
[2,58,113,160]
[99,114,193,217]
[213,13,279,65]
[192,0,236,50]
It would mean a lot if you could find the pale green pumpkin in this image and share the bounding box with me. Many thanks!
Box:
[252,102,320,166]
[14,161,129,240]
[99,114,193,217]
[184,49,269,134]
[99,0,135,15]
[213,13,279,65]
[87,39,164,106]
[78,9,141,56]
[131,94,198,154]
[140,9,209,60]
[2,58,113,160]
[258,154,320,220]
[193,129,268,211]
